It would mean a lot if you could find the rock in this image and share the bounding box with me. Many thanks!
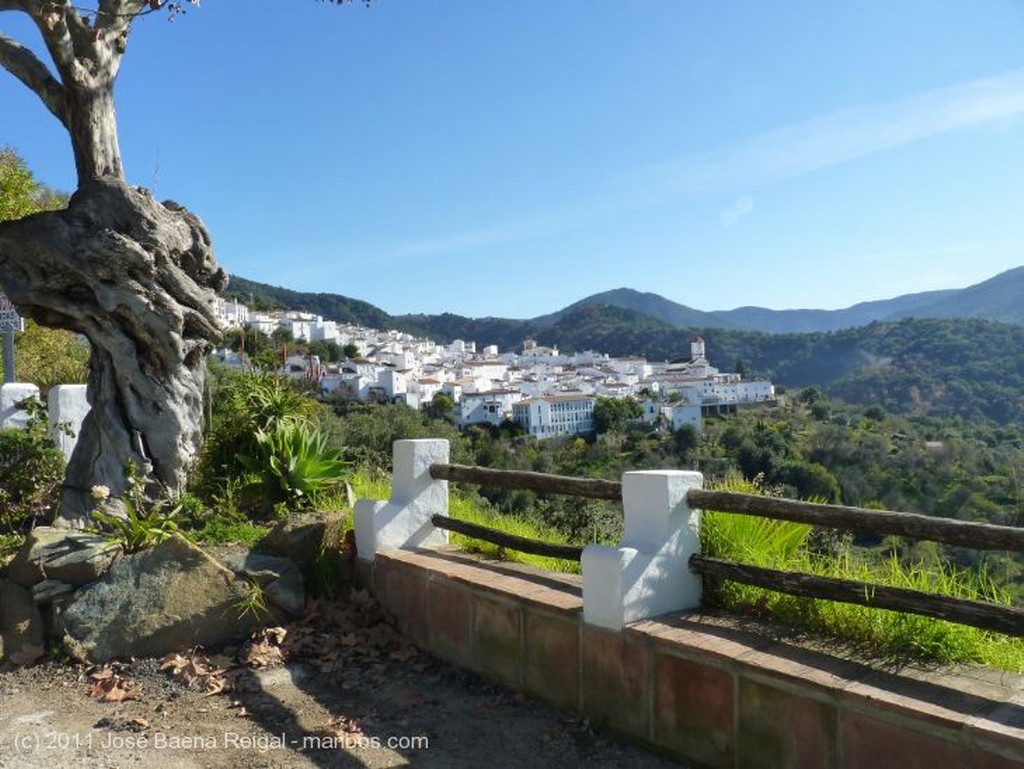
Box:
[257,511,345,571]
[0,579,46,665]
[61,535,264,663]
[257,511,354,595]
[44,597,69,641]
[7,527,121,588]
[31,579,73,604]
[210,548,305,616]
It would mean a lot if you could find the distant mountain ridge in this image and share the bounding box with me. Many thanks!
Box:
[227,265,1024,336]
[543,267,1023,334]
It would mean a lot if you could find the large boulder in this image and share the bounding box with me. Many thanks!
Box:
[61,535,264,663]
[7,526,121,588]
[0,579,45,665]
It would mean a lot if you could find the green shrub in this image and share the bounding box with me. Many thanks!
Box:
[194,370,323,498]
[237,422,349,513]
[700,475,1024,670]
[87,466,183,553]
[0,398,65,532]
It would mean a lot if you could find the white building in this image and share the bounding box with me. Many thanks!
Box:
[512,394,596,439]
[458,390,522,428]
[216,298,250,329]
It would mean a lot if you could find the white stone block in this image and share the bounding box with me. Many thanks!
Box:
[48,384,90,461]
[354,439,450,562]
[582,470,703,630]
[0,382,40,429]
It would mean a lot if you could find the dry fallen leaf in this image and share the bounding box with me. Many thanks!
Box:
[89,675,141,702]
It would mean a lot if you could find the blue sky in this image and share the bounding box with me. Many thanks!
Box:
[3,1,1024,319]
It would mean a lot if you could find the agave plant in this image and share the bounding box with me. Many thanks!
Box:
[238,422,348,510]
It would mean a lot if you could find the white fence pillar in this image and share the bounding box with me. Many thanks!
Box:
[48,384,89,462]
[354,438,450,562]
[0,382,40,429]
[582,470,703,630]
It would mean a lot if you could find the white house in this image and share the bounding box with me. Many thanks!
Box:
[379,368,409,400]
[458,390,522,428]
[216,298,249,329]
[512,394,596,439]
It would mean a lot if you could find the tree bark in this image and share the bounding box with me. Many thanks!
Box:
[1,1,227,522]
[0,180,227,523]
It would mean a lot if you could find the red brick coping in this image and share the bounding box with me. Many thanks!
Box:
[360,547,1024,769]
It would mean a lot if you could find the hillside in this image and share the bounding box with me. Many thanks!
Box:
[531,288,735,330]
[887,266,1024,326]
[225,275,396,331]
[711,289,959,334]
[222,274,1024,425]
[554,266,1023,333]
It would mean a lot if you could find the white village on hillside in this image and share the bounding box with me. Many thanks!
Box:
[215,298,776,438]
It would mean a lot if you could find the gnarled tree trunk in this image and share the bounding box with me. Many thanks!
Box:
[0,181,226,522]
[0,1,228,523]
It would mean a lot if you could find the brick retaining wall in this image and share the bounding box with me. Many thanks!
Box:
[362,546,1024,769]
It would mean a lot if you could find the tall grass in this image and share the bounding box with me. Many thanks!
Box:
[350,468,579,573]
[701,476,1024,671]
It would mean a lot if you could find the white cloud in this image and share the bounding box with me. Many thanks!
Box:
[376,69,1024,259]
[654,68,1024,194]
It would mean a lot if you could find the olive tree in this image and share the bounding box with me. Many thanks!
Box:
[0,2,353,521]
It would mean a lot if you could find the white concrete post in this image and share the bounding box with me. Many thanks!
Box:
[0,382,40,429]
[354,439,450,562]
[48,384,90,462]
[582,470,704,630]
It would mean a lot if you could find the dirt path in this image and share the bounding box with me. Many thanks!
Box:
[0,592,681,769]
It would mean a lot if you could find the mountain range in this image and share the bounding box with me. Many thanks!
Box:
[228,268,1024,346]
[531,266,1024,333]
[229,266,1024,338]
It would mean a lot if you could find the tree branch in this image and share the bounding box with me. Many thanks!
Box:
[0,1,37,13]
[96,0,146,31]
[0,32,68,125]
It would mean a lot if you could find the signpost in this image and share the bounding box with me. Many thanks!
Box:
[0,292,24,384]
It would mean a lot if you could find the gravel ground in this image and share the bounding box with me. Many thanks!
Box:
[0,590,682,769]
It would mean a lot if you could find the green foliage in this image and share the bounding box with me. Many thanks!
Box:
[426,391,455,422]
[88,467,183,554]
[0,398,65,532]
[0,147,66,221]
[225,275,394,330]
[187,517,269,547]
[307,339,342,363]
[699,477,1024,669]
[90,503,181,554]
[593,395,643,434]
[194,369,322,497]
[701,477,812,568]
[234,579,272,621]
[237,422,348,511]
[446,493,580,573]
[14,319,89,391]
[326,401,470,472]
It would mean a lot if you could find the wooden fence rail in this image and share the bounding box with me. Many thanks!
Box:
[431,514,585,561]
[426,461,1024,635]
[430,463,622,500]
[687,489,1024,553]
[432,463,1024,553]
[689,555,1024,636]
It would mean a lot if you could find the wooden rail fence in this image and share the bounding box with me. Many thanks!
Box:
[428,462,1024,636]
